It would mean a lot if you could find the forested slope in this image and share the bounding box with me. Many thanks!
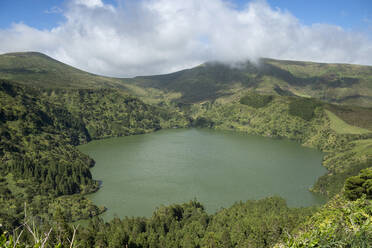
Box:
[0,79,188,230]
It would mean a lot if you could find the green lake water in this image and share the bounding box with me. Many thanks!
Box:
[79,128,326,220]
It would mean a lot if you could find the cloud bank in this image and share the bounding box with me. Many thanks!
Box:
[0,0,372,77]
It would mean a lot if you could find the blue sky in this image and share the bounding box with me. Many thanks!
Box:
[264,0,372,33]
[0,0,371,77]
[0,0,64,29]
[1,0,371,32]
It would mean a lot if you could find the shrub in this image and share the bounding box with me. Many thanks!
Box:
[344,168,372,200]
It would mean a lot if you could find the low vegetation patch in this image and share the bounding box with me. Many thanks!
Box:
[239,92,273,108]
[279,195,372,248]
[326,104,372,131]
[288,97,322,121]
[325,109,371,134]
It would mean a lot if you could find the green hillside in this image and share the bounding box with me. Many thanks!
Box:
[130,59,372,107]
[0,52,125,89]
[1,52,372,107]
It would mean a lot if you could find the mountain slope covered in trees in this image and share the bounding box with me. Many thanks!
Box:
[0,78,188,230]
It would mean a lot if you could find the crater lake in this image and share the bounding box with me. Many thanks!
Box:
[79,128,326,220]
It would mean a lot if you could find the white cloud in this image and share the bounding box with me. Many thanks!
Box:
[0,0,371,77]
[74,0,104,8]
[44,6,63,14]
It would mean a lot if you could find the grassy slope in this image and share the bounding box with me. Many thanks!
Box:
[1,52,372,107]
[325,110,371,134]
[130,58,372,107]
[0,52,125,89]
[325,103,372,130]
[265,59,372,107]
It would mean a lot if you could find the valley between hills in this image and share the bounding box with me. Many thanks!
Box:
[0,52,371,247]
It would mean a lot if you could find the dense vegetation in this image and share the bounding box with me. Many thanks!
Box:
[0,52,371,247]
[3,195,371,247]
[0,80,95,195]
[0,80,101,231]
[344,167,372,200]
[1,197,317,248]
[77,197,316,248]
[43,89,163,139]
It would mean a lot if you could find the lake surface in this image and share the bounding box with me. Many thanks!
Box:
[79,128,326,220]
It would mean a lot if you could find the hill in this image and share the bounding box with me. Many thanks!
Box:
[130,59,372,107]
[1,52,372,107]
[0,52,125,89]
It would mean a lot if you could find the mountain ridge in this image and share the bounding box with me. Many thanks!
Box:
[130,58,372,106]
[1,51,372,107]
